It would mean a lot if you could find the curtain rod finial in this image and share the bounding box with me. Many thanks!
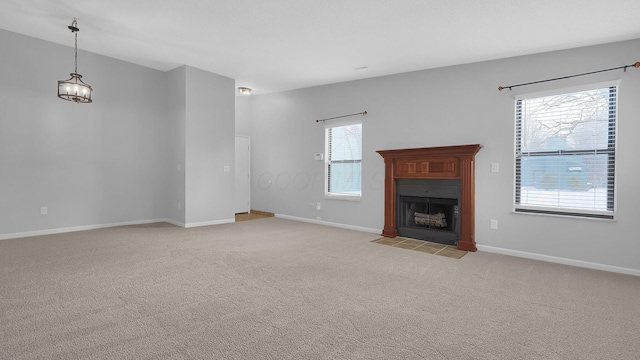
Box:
[634,61,640,68]
[498,86,504,91]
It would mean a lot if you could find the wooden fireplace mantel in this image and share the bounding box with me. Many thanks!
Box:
[376,144,482,252]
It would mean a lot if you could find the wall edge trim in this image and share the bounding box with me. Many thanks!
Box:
[477,245,640,277]
[0,218,177,241]
[184,219,235,228]
[275,213,381,234]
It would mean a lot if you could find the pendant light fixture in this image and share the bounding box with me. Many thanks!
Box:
[57,18,93,103]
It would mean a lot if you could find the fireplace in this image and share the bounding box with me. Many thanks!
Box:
[376,144,481,251]
[397,179,460,245]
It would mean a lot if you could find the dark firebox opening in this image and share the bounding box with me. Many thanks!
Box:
[399,196,457,233]
[396,179,461,246]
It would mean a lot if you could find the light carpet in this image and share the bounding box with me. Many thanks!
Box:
[1,217,639,359]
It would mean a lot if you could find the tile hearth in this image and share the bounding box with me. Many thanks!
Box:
[372,237,467,259]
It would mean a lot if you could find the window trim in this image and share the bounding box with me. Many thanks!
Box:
[324,120,362,201]
[513,82,619,219]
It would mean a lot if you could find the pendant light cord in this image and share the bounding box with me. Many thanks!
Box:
[69,18,79,74]
[74,26,77,73]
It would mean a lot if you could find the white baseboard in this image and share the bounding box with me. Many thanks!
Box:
[477,245,640,277]
[184,218,235,228]
[1,217,238,240]
[0,218,171,241]
[164,219,186,228]
[275,213,381,234]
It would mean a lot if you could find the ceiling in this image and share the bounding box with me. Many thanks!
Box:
[1,0,640,95]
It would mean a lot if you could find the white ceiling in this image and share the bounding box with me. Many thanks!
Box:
[1,0,640,95]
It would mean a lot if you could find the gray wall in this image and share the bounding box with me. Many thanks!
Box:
[0,29,169,235]
[184,66,235,225]
[0,29,235,235]
[164,65,236,226]
[164,66,187,224]
[237,39,640,272]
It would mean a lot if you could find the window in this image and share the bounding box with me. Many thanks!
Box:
[515,85,617,219]
[325,123,362,199]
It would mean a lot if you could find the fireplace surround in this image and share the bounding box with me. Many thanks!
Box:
[376,144,482,251]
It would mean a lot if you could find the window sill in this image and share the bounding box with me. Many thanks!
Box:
[513,208,616,221]
[324,193,361,202]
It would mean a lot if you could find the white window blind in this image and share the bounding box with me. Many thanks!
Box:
[326,123,362,198]
[515,86,616,219]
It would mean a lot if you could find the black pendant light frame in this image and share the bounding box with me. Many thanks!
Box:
[58,18,93,103]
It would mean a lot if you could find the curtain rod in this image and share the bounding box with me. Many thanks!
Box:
[316,111,367,123]
[498,61,640,91]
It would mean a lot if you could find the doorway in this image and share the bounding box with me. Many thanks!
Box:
[234,136,251,214]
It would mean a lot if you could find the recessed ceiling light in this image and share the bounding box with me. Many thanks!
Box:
[237,87,252,95]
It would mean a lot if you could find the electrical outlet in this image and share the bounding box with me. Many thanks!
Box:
[223,165,230,172]
[178,202,181,210]
[316,202,321,211]
[491,163,499,173]
[40,206,48,215]
[490,219,498,230]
